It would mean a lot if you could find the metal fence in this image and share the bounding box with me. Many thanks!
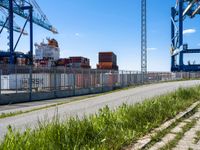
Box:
[0,64,200,104]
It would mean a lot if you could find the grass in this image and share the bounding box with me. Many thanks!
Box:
[144,107,198,149]
[160,119,197,150]
[1,86,200,150]
[143,121,179,150]
[194,130,200,144]
[0,111,23,119]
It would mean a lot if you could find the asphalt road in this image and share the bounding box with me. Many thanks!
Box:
[0,94,98,114]
[0,80,200,139]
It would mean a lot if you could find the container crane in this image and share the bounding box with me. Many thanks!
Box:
[0,7,27,35]
[0,0,58,65]
[0,0,58,33]
[171,0,200,72]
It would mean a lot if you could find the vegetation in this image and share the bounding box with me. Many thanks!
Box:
[144,108,197,150]
[160,119,197,150]
[194,130,200,144]
[1,86,200,150]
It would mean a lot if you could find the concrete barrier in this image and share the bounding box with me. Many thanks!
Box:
[0,93,29,105]
[0,86,116,105]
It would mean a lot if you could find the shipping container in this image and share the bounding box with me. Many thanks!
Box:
[99,52,117,65]
[0,57,9,64]
[16,58,27,66]
[56,58,70,66]
[97,52,118,70]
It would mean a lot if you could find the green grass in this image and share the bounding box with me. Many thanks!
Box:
[0,111,23,119]
[143,121,179,150]
[144,108,198,150]
[1,86,200,150]
[194,130,200,144]
[160,119,197,150]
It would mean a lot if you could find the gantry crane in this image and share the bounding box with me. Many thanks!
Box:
[0,0,58,65]
[0,7,27,35]
[171,0,200,72]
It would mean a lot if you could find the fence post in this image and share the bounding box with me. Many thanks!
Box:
[61,68,66,90]
[136,72,138,85]
[82,69,84,89]
[0,69,1,100]
[89,69,91,93]
[15,65,18,93]
[122,71,124,87]
[181,72,183,79]
[141,72,143,84]
[73,69,76,96]
[101,70,104,92]
[95,69,97,88]
[29,65,32,101]
[157,73,159,82]
[189,72,191,79]
[54,67,57,98]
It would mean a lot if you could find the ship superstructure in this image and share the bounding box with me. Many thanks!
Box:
[35,38,60,61]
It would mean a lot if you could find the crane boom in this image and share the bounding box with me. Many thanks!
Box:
[0,0,58,33]
[0,7,27,34]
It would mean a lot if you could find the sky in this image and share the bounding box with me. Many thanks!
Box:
[1,0,200,71]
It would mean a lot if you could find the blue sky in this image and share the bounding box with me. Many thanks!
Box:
[1,0,200,71]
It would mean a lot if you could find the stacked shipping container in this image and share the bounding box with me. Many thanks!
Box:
[97,52,118,70]
[0,52,28,66]
[56,57,91,69]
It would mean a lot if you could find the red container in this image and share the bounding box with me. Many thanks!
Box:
[0,57,9,64]
[69,57,91,68]
[97,52,118,70]
[56,58,71,66]
[99,52,117,66]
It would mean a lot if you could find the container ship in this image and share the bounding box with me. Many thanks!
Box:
[34,38,60,67]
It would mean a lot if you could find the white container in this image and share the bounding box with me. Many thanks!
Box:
[1,75,9,90]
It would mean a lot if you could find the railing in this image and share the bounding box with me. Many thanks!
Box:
[0,64,200,104]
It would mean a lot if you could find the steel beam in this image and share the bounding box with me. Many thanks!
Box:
[29,6,33,65]
[191,5,200,17]
[141,0,147,74]
[179,0,183,48]
[9,0,14,64]
[183,0,196,16]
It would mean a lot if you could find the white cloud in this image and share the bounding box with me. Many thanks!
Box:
[147,47,157,51]
[75,33,80,37]
[183,29,196,35]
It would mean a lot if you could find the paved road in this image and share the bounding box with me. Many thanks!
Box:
[0,94,97,114]
[0,80,200,139]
